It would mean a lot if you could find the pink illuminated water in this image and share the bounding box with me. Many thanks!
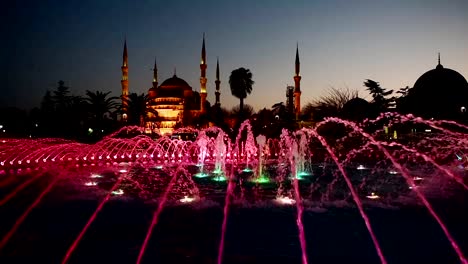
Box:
[0,172,61,250]
[62,171,126,263]
[217,171,235,264]
[0,113,468,262]
[327,117,467,264]
[136,166,182,264]
[307,129,387,264]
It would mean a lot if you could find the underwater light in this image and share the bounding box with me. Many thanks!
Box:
[212,175,227,182]
[366,192,379,199]
[242,168,253,173]
[84,181,97,186]
[90,174,103,178]
[180,196,195,203]
[254,176,270,183]
[276,196,295,205]
[389,170,399,175]
[119,169,127,173]
[357,165,366,170]
[112,189,124,195]
[194,172,209,178]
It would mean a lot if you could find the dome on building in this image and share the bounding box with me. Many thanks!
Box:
[399,57,468,120]
[159,75,192,90]
[342,97,374,121]
[148,87,157,98]
[412,64,468,95]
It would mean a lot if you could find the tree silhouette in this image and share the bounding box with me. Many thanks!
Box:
[302,87,358,122]
[125,93,158,126]
[229,67,254,119]
[85,90,119,132]
[363,79,395,112]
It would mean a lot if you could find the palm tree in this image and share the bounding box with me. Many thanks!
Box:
[125,93,158,126]
[229,67,254,118]
[85,90,119,122]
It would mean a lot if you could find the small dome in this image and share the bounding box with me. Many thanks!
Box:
[148,87,157,98]
[159,75,192,90]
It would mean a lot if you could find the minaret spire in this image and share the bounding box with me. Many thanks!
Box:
[293,42,302,120]
[295,42,300,76]
[436,52,444,69]
[200,33,208,113]
[123,38,128,67]
[215,57,221,106]
[152,57,158,88]
[201,32,206,64]
[121,38,129,121]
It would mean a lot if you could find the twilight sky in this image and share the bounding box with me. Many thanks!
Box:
[2,0,468,111]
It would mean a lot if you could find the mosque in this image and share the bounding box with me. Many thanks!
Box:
[119,35,303,134]
[120,34,216,134]
[399,54,468,121]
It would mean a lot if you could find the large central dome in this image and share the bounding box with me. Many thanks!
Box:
[159,75,192,90]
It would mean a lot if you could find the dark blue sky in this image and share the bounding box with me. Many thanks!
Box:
[2,0,468,110]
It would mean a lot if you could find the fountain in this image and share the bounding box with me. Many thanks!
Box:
[0,113,467,263]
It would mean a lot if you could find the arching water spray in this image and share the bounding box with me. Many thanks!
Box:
[136,165,183,264]
[327,117,467,264]
[308,128,387,264]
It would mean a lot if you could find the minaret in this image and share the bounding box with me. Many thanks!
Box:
[152,57,158,89]
[200,33,208,113]
[293,43,302,120]
[215,57,221,106]
[121,39,129,120]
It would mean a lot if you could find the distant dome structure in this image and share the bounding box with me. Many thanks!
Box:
[342,97,373,121]
[399,54,468,121]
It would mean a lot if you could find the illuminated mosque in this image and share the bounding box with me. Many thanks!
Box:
[120,34,220,135]
[119,35,303,134]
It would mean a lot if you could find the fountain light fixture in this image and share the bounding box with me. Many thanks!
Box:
[179,196,195,203]
[194,172,209,178]
[90,174,103,178]
[242,168,253,173]
[119,169,128,173]
[212,175,227,182]
[366,192,379,199]
[275,196,295,205]
[389,170,399,175]
[84,181,98,186]
[112,189,124,195]
[253,176,270,183]
[357,164,366,170]
[413,176,423,181]
[297,171,311,177]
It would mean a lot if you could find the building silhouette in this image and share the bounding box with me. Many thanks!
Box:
[399,54,468,121]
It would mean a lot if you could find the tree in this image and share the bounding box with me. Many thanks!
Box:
[85,90,119,133]
[302,87,358,122]
[229,67,254,119]
[125,93,158,126]
[231,104,254,119]
[85,91,119,122]
[363,79,395,112]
